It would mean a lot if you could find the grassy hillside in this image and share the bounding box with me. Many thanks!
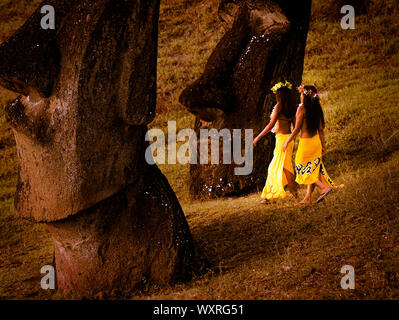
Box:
[1,0,399,299]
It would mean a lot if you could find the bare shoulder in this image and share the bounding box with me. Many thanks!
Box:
[297,104,305,114]
[274,102,282,112]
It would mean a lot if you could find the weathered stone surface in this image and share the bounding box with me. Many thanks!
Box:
[47,163,194,298]
[0,0,194,297]
[179,0,311,198]
[1,0,160,222]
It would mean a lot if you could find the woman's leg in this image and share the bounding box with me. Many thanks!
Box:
[298,184,315,204]
[315,180,331,195]
[315,179,332,203]
[283,169,298,198]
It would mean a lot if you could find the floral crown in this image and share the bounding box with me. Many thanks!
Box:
[297,85,318,99]
[271,81,292,94]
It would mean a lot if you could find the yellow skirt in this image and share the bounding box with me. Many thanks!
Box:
[261,134,294,200]
[295,135,342,188]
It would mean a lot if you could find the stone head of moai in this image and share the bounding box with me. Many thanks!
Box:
[0,0,160,222]
[0,0,194,297]
[179,0,311,198]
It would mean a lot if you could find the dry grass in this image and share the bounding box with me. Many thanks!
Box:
[1,0,399,299]
[137,153,399,299]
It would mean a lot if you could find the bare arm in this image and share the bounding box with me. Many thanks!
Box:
[318,121,326,155]
[253,103,280,146]
[282,104,304,151]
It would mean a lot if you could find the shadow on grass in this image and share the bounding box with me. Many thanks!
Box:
[190,200,320,275]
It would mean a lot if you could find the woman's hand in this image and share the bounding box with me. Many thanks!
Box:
[253,137,258,147]
[282,141,288,152]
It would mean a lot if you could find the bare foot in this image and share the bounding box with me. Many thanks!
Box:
[316,189,332,204]
[319,187,331,195]
[296,197,311,206]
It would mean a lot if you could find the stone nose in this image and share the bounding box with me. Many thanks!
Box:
[0,9,60,98]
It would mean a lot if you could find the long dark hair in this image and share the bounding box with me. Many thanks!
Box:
[303,85,325,135]
[275,87,295,119]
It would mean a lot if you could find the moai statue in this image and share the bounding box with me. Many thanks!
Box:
[0,0,193,298]
[179,0,311,198]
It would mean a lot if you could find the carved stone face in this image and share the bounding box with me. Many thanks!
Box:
[179,0,311,198]
[0,0,160,221]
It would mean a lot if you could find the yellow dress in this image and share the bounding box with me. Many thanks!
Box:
[295,134,343,188]
[261,133,294,200]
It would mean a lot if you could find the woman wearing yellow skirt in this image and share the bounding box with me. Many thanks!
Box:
[253,81,298,202]
[283,85,343,204]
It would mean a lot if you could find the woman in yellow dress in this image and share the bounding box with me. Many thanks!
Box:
[283,85,342,204]
[253,81,298,202]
